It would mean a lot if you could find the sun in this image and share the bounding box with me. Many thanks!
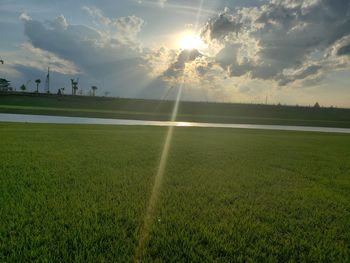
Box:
[178,32,207,51]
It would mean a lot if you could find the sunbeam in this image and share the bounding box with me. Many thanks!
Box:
[134,81,184,262]
[195,0,205,31]
[134,1,205,260]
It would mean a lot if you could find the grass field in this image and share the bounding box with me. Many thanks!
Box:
[1,93,350,128]
[1,123,350,262]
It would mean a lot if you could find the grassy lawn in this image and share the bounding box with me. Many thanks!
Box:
[0,123,349,262]
[1,94,350,128]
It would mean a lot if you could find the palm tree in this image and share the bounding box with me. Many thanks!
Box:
[71,79,79,95]
[20,84,26,92]
[57,87,65,95]
[35,79,41,93]
[0,78,11,92]
[91,86,98,97]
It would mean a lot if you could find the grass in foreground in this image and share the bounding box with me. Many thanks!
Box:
[0,123,349,262]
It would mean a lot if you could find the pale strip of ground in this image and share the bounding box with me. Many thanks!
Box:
[1,113,350,134]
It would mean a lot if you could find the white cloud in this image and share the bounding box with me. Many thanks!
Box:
[16,12,157,96]
[199,0,350,86]
[18,43,79,75]
[82,6,111,25]
[82,6,144,46]
[159,0,167,8]
[137,0,167,8]
[19,12,31,22]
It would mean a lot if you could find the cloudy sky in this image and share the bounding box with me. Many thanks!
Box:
[1,0,350,107]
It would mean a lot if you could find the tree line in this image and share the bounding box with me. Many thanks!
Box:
[0,77,99,97]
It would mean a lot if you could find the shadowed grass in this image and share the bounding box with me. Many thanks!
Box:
[1,94,350,127]
[0,123,349,262]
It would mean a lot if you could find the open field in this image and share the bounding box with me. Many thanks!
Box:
[1,123,350,262]
[1,93,350,128]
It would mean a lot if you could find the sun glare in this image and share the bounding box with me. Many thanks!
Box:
[178,32,207,51]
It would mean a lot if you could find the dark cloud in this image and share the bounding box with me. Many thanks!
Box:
[21,14,141,70]
[201,0,350,85]
[201,8,243,42]
[337,44,350,56]
[18,13,154,97]
[163,49,202,79]
[278,64,322,86]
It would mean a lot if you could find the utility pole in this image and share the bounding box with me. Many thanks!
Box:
[45,67,50,94]
[71,79,74,95]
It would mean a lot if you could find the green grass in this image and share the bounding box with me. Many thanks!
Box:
[1,93,350,128]
[1,123,350,262]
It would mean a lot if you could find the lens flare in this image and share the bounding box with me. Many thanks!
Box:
[134,83,183,262]
[134,1,205,260]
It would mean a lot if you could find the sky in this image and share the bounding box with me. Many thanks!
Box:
[0,0,350,107]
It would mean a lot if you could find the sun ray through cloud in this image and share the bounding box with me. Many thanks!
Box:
[133,2,209,256]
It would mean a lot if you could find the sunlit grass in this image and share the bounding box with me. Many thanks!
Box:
[1,123,349,262]
[134,85,183,261]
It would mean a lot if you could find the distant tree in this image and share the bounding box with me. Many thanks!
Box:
[0,78,12,92]
[314,102,320,108]
[71,79,79,95]
[35,79,41,93]
[73,86,79,95]
[0,59,4,64]
[91,86,98,96]
[57,87,65,95]
[20,84,26,92]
